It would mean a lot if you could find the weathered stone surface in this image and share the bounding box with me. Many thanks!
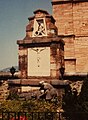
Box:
[17,9,64,79]
[0,80,9,100]
[52,0,88,74]
[70,81,83,95]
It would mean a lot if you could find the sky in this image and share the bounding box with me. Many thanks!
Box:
[0,0,52,70]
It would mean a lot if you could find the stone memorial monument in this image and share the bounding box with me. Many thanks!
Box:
[17,9,65,85]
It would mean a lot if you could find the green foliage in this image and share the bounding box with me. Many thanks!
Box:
[62,78,88,120]
[62,85,75,110]
[62,79,88,112]
[79,78,88,102]
[0,99,58,113]
[78,77,88,112]
[7,88,19,100]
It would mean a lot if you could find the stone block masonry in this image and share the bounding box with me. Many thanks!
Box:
[0,80,9,100]
[52,0,88,74]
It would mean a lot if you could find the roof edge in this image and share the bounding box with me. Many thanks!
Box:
[33,9,49,15]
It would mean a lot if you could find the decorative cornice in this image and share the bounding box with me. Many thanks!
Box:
[52,0,88,5]
[17,36,65,45]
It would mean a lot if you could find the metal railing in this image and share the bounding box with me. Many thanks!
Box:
[1,112,61,120]
[1,112,88,120]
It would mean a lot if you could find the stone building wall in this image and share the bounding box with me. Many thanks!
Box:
[52,0,88,74]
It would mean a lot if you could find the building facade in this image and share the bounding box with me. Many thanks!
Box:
[52,0,88,76]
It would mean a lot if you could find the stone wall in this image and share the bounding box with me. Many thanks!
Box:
[52,0,88,74]
[17,37,64,79]
[0,80,9,100]
[75,37,88,72]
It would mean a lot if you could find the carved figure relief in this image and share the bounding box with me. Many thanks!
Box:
[28,47,50,76]
[31,47,46,67]
[32,19,47,37]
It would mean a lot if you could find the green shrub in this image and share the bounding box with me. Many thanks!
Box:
[0,99,59,113]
